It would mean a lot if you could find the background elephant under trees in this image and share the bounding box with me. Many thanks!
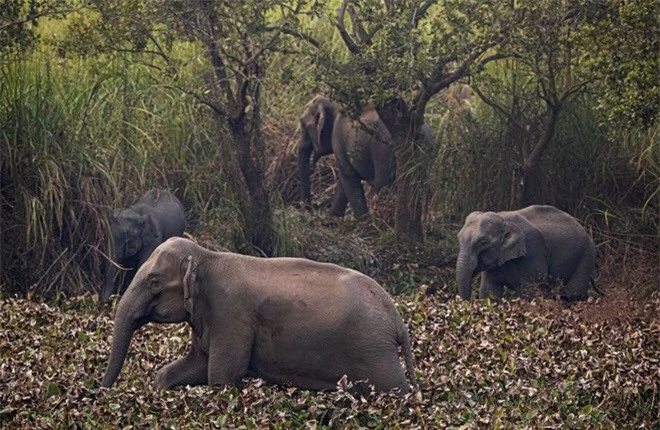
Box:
[456,205,597,302]
[101,189,185,304]
[101,237,417,394]
[297,95,398,217]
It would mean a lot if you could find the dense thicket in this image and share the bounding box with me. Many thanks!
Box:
[0,0,657,297]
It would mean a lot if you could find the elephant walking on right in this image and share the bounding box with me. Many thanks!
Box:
[456,205,598,302]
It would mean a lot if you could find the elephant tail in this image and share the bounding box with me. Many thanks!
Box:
[590,278,606,296]
[396,322,418,391]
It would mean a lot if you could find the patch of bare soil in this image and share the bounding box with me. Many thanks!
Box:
[522,247,658,324]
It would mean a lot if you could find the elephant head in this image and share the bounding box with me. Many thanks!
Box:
[101,238,198,388]
[376,97,410,132]
[456,212,527,299]
[101,209,147,304]
[297,95,335,203]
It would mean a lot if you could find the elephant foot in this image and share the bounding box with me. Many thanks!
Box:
[329,206,346,217]
[154,367,172,390]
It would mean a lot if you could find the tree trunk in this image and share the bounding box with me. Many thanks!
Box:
[394,138,426,243]
[517,104,562,207]
[520,164,542,206]
[228,118,275,256]
[390,106,433,245]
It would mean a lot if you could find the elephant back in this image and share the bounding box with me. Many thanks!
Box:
[515,205,593,278]
[134,189,186,238]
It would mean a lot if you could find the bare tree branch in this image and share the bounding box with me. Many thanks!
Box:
[162,84,230,119]
[471,83,527,132]
[147,34,170,64]
[0,3,83,32]
[336,1,361,54]
[428,40,498,94]
[265,26,321,48]
[559,78,593,101]
[526,104,561,170]
[412,0,437,28]
[474,52,512,73]
[198,1,235,107]
[347,4,369,44]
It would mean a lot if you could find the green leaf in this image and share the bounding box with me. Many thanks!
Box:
[45,382,61,397]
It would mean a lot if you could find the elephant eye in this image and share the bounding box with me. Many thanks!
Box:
[148,278,162,294]
[146,274,162,291]
[475,237,489,248]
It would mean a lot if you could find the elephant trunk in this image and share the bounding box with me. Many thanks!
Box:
[456,250,477,300]
[297,136,313,203]
[101,279,150,387]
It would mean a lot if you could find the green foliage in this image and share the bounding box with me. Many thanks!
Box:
[431,80,658,248]
[308,0,514,112]
[64,0,322,256]
[0,0,72,56]
[586,0,659,129]
[431,0,658,243]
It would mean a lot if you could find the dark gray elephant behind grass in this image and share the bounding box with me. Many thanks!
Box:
[101,189,185,304]
[456,205,597,302]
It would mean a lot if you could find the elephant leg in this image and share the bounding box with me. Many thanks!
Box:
[337,172,368,217]
[561,254,594,302]
[154,345,208,389]
[352,352,410,395]
[207,328,254,387]
[478,273,503,300]
[330,180,349,217]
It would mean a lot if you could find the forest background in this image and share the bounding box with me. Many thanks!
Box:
[0,1,657,427]
[0,0,657,298]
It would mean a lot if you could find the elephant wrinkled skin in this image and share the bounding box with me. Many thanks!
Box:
[101,189,185,304]
[101,237,417,394]
[456,205,597,302]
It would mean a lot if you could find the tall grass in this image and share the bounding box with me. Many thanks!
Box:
[429,83,658,251]
[0,52,237,297]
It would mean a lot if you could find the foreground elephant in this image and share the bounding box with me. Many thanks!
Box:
[456,205,597,302]
[101,237,417,394]
[297,95,399,217]
[101,189,185,304]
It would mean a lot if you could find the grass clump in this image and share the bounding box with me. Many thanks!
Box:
[0,53,236,298]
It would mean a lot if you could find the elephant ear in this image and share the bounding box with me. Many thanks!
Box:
[183,256,198,320]
[498,220,526,266]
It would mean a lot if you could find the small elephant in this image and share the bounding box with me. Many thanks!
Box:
[101,237,417,394]
[101,189,185,304]
[297,95,397,217]
[456,205,596,302]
